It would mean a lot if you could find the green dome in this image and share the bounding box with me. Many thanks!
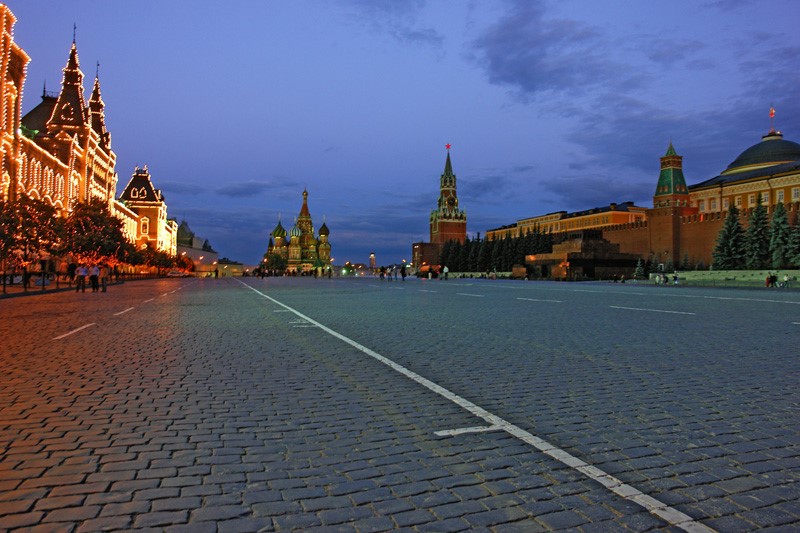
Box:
[723,131,800,174]
[290,224,302,238]
[272,220,286,238]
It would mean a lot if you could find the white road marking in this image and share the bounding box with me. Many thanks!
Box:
[236,279,714,533]
[457,293,484,297]
[160,293,169,297]
[610,305,695,315]
[418,289,438,293]
[144,298,155,303]
[517,297,562,303]
[113,307,135,316]
[434,425,503,437]
[793,322,800,325]
[273,309,291,312]
[53,323,96,340]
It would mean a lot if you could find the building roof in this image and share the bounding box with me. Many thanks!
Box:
[119,167,163,203]
[21,95,57,134]
[690,131,800,190]
[318,221,329,236]
[723,131,800,173]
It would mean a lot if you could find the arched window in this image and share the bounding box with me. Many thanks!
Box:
[141,217,149,236]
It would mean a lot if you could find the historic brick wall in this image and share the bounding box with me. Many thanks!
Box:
[602,221,649,257]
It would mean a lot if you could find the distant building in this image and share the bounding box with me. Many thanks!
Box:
[486,202,647,241]
[265,189,331,273]
[176,220,218,275]
[118,166,177,255]
[412,147,467,269]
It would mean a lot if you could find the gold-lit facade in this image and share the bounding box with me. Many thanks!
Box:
[0,4,175,255]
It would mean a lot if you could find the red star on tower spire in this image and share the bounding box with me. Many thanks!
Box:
[445,143,451,151]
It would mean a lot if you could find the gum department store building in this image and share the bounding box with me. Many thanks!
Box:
[0,5,176,256]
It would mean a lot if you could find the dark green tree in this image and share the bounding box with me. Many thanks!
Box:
[63,201,129,266]
[633,259,646,280]
[2,194,64,290]
[477,237,493,272]
[439,239,454,267]
[265,253,288,272]
[468,234,480,272]
[489,236,502,271]
[680,253,691,271]
[712,204,745,270]
[787,215,800,268]
[457,237,470,272]
[744,194,770,269]
[768,202,790,269]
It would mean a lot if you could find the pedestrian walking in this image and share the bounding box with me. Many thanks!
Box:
[89,264,100,292]
[443,265,449,280]
[400,264,406,281]
[75,264,88,292]
[783,274,790,288]
[100,264,110,292]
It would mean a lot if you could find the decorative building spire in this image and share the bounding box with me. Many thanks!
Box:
[89,63,110,147]
[47,40,87,131]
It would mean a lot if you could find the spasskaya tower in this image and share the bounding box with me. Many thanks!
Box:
[430,145,466,244]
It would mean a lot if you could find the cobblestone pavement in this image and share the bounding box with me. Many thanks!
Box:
[0,276,798,532]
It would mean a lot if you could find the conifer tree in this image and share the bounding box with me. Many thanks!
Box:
[478,237,493,272]
[633,259,645,280]
[457,237,470,272]
[439,240,453,267]
[489,236,501,271]
[468,234,480,272]
[769,202,790,269]
[787,216,800,268]
[680,253,691,271]
[744,194,770,269]
[712,204,745,270]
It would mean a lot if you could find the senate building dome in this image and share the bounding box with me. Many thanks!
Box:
[722,131,800,175]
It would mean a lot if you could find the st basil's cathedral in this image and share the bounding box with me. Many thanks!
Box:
[265,189,331,274]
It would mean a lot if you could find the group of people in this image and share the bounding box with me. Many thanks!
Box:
[379,265,407,281]
[69,263,111,293]
[766,273,790,288]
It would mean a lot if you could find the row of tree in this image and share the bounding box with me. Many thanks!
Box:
[439,227,554,273]
[0,194,178,276]
[712,198,800,270]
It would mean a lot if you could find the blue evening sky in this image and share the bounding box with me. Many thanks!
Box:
[6,0,800,265]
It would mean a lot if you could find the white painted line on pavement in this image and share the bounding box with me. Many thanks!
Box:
[144,298,155,303]
[160,293,169,297]
[793,322,800,325]
[418,289,438,293]
[113,307,135,316]
[434,425,503,437]
[236,278,714,533]
[53,323,96,340]
[273,309,291,312]
[456,293,484,297]
[610,305,695,315]
[517,297,562,303]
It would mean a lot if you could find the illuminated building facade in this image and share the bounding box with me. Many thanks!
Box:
[0,5,176,255]
[486,202,648,241]
[118,166,177,254]
[412,147,467,268]
[266,189,331,273]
